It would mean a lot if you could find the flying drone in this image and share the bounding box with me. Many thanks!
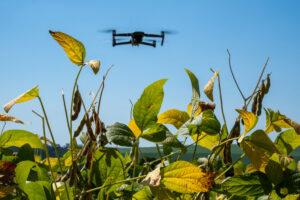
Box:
[102,29,174,47]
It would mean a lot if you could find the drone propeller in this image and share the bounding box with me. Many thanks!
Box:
[99,29,116,33]
[161,30,177,35]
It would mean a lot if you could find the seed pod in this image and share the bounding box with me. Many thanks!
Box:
[73,117,86,138]
[72,88,82,121]
[230,120,240,138]
[251,93,259,114]
[256,93,262,116]
[68,164,75,187]
[264,74,271,94]
[82,140,91,156]
[85,114,96,141]
[84,151,92,169]
[60,168,71,182]
[259,80,266,98]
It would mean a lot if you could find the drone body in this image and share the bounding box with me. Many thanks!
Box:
[110,30,166,47]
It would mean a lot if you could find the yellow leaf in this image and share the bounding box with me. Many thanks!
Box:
[44,157,58,166]
[3,86,39,112]
[64,155,72,167]
[191,132,219,151]
[187,103,202,117]
[34,155,41,163]
[203,69,219,102]
[49,30,86,65]
[128,118,142,138]
[236,109,258,143]
[245,164,258,173]
[241,130,278,172]
[264,108,291,134]
[0,113,27,124]
[157,109,190,129]
[161,161,214,193]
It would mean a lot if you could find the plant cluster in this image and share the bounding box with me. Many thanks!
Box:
[0,31,299,200]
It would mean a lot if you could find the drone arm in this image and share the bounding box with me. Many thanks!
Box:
[144,33,163,38]
[114,41,132,46]
[114,33,131,36]
[141,42,156,47]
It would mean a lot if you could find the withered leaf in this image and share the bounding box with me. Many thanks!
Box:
[0,113,27,124]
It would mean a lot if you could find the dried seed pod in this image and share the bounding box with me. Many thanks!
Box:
[264,74,271,94]
[230,120,240,138]
[256,93,262,116]
[259,80,266,98]
[84,151,92,169]
[199,101,216,111]
[251,93,259,114]
[60,168,71,182]
[73,117,86,138]
[68,163,76,187]
[85,114,96,141]
[82,140,91,156]
[72,88,82,121]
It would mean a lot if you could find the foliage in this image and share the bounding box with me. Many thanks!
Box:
[0,31,299,200]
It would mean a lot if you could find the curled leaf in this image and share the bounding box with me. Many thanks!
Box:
[203,69,219,101]
[185,69,200,117]
[236,109,258,143]
[264,108,291,134]
[4,85,39,113]
[141,165,162,187]
[49,30,86,65]
[0,113,27,124]
[85,60,100,74]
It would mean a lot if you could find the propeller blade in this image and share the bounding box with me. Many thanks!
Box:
[98,29,116,33]
[161,30,177,34]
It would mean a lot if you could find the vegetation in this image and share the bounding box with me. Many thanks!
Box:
[0,31,299,200]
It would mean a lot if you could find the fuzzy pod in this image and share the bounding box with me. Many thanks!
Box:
[85,114,96,141]
[73,117,86,138]
[71,88,82,121]
[264,74,271,94]
[251,93,259,114]
[256,93,263,116]
[82,139,91,156]
[230,120,241,138]
[259,80,266,98]
[68,164,76,187]
[60,169,71,182]
[84,151,92,169]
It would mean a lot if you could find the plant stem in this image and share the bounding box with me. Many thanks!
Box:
[0,122,6,135]
[82,175,147,195]
[217,73,228,129]
[192,133,200,161]
[69,65,84,161]
[227,49,246,101]
[36,96,70,200]
[32,110,61,200]
[62,89,71,133]
[155,144,165,167]
[214,153,245,181]
[176,137,187,161]
[245,57,269,108]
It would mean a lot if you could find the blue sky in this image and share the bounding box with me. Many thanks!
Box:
[1,0,300,146]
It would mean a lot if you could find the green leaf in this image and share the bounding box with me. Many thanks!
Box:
[17,144,35,162]
[275,129,300,156]
[185,69,200,118]
[150,186,176,200]
[3,85,39,113]
[159,131,186,153]
[265,153,284,185]
[0,130,44,149]
[200,110,221,136]
[106,122,135,146]
[275,172,300,198]
[49,31,86,65]
[24,181,55,200]
[240,130,278,172]
[157,109,190,129]
[132,186,153,200]
[14,161,49,190]
[222,171,272,197]
[91,148,125,194]
[161,161,214,193]
[133,79,167,131]
[141,124,167,143]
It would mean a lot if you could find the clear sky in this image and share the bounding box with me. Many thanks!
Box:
[1,0,300,146]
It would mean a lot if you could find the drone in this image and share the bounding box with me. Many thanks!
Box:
[103,30,174,47]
